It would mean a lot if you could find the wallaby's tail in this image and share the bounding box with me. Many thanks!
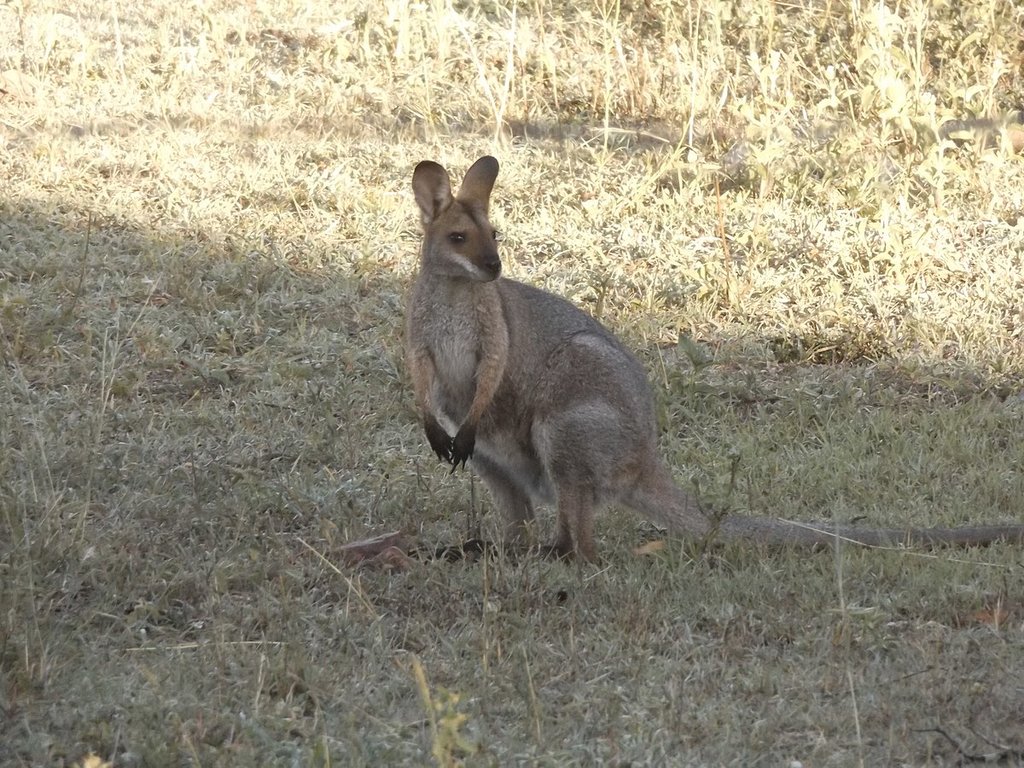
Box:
[628,465,1024,548]
[716,514,1024,548]
[625,464,713,538]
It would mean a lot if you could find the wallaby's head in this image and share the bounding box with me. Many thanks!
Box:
[413,156,501,282]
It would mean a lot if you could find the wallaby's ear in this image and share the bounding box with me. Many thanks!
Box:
[456,156,499,213]
[413,161,453,227]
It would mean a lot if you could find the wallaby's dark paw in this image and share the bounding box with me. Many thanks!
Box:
[424,417,453,463]
[449,423,476,470]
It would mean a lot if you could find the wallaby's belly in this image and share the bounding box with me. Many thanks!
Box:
[429,334,480,427]
[424,319,553,501]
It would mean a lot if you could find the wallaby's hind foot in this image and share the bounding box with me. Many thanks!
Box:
[538,542,575,561]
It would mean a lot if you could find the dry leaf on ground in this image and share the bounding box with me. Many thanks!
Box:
[339,531,410,569]
[633,540,666,556]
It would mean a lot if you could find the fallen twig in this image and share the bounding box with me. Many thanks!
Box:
[916,725,1024,763]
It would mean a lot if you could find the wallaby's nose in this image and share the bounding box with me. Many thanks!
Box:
[481,249,501,278]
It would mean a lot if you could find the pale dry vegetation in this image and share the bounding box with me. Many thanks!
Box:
[1,0,1023,765]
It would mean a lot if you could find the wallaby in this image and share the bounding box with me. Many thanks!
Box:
[406,155,1024,561]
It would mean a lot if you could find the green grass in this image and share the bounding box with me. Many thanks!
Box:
[2,0,1023,765]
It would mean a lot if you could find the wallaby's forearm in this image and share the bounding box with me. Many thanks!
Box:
[449,315,508,467]
[464,299,508,427]
[407,344,435,416]
[407,343,452,462]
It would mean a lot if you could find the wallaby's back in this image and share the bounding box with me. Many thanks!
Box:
[495,279,655,433]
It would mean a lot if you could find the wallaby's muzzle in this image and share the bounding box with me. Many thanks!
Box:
[478,250,501,280]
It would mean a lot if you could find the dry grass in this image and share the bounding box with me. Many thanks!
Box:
[1,0,1023,765]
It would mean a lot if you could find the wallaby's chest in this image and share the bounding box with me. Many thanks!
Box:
[412,286,486,410]
[430,315,480,388]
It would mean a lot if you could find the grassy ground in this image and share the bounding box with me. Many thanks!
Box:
[2,0,1023,765]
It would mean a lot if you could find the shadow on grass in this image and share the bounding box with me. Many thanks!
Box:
[2,196,1022,766]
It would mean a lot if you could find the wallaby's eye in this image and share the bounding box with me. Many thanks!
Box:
[448,232,466,244]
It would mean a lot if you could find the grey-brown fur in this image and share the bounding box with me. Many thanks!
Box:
[406,156,1024,561]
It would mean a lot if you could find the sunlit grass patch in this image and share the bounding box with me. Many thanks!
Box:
[2,0,1023,764]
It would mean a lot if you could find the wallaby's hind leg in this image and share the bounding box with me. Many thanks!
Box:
[525,337,658,561]
[537,406,624,563]
[552,486,598,562]
[473,454,537,548]
[549,498,574,559]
